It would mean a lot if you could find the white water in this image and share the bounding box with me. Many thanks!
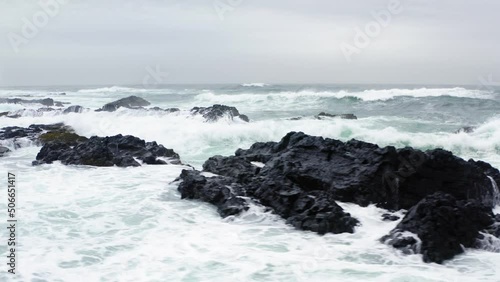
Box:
[1,147,499,281]
[1,110,499,168]
[1,86,499,281]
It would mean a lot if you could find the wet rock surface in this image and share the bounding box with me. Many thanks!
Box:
[175,131,500,256]
[381,192,498,263]
[98,96,151,112]
[176,169,359,234]
[0,123,73,144]
[34,134,181,167]
[202,131,499,210]
[190,104,249,122]
[177,170,250,217]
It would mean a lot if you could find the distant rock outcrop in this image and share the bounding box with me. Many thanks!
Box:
[316,112,358,120]
[98,96,151,112]
[190,104,249,122]
[0,98,65,107]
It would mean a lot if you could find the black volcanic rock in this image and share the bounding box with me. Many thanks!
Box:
[381,192,498,263]
[203,132,500,210]
[177,170,249,217]
[99,96,151,112]
[176,169,359,234]
[176,131,500,238]
[34,134,180,167]
[0,123,73,143]
[190,104,249,122]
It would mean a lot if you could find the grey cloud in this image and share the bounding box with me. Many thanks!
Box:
[0,0,499,86]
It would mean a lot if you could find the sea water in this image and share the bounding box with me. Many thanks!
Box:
[0,84,499,281]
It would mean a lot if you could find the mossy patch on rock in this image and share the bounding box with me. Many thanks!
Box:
[39,131,88,146]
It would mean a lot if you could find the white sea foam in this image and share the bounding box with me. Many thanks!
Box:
[1,150,498,281]
[77,86,148,93]
[2,110,500,169]
[194,87,495,107]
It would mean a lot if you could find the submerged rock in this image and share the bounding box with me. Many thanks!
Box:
[0,98,65,107]
[381,192,498,263]
[0,146,10,157]
[99,96,151,112]
[5,107,56,118]
[289,113,358,121]
[455,126,476,134]
[382,213,400,221]
[63,105,85,114]
[316,112,358,120]
[149,106,180,113]
[190,104,249,122]
[34,134,181,167]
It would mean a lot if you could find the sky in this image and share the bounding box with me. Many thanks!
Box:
[0,0,499,86]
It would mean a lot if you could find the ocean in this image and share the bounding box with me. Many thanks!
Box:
[0,84,499,281]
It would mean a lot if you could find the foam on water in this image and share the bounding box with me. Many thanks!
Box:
[1,85,500,281]
[2,110,499,168]
[77,86,149,93]
[1,148,499,281]
[194,87,495,105]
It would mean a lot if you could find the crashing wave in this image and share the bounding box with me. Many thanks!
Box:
[77,86,148,93]
[195,87,495,103]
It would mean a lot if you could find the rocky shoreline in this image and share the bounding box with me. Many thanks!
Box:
[1,95,499,264]
[176,131,500,263]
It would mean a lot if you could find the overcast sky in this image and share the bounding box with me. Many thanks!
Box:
[0,0,499,86]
